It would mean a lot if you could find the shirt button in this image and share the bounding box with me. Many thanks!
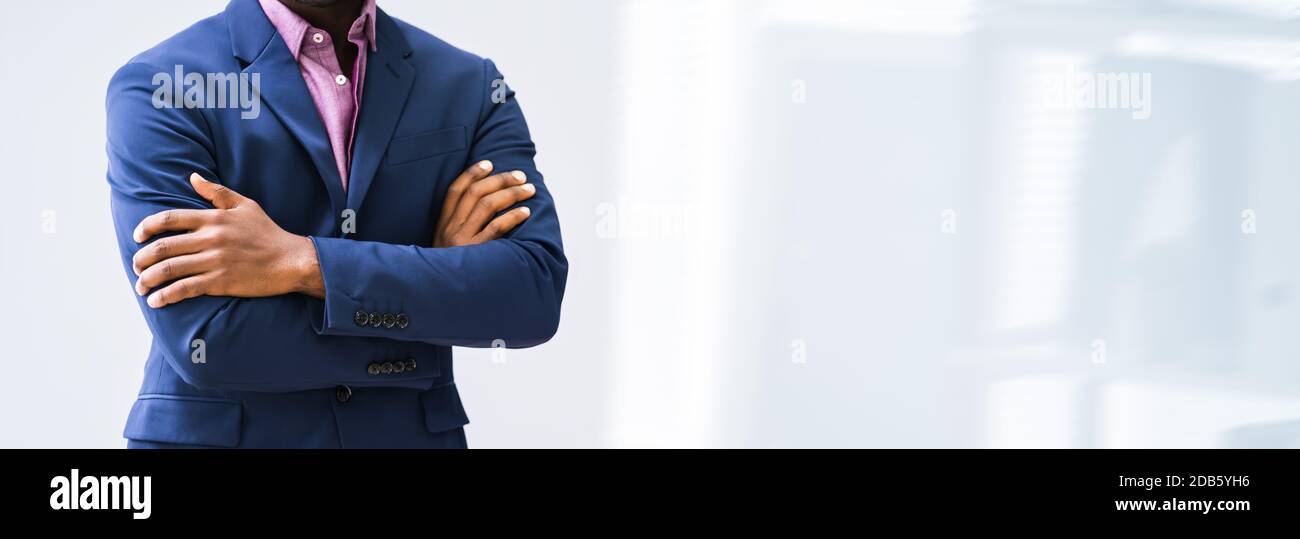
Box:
[335,385,352,403]
[336,74,348,86]
[312,32,325,44]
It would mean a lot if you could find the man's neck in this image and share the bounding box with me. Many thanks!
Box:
[276,0,365,40]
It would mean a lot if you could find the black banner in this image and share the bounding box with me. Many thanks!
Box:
[5,449,1293,525]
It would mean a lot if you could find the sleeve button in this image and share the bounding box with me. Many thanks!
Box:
[395,313,409,329]
[404,358,417,372]
[368,312,382,327]
[381,361,395,374]
[367,362,381,375]
[354,310,369,327]
[382,313,396,328]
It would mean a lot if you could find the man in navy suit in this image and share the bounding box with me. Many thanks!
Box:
[106,0,566,447]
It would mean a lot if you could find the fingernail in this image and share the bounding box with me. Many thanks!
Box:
[135,282,145,295]
[519,207,531,216]
[512,171,526,182]
[147,293,162,308]
[521,183,536,194]
[190,173,207,183]
[132,226,143,243]
[478,160,492,171]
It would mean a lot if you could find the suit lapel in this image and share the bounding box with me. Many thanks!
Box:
[251,48,348,216]
[227,0,346,217]
[345,9,416,214]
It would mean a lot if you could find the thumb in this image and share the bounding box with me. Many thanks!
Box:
[190,173,246,210]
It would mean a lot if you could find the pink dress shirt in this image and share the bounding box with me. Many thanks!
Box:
[259,0,378,191]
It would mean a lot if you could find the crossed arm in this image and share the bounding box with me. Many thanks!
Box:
[106,60,567,393]
[130,164,535,308]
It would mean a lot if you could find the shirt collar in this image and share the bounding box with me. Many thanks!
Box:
[258,0,379,61]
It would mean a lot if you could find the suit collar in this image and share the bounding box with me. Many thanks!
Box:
[344,10,415,213]
[224,0,416,222]
[227,0,277,66]
[228,0,347,216]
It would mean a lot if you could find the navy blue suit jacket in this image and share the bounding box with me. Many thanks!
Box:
[106,0,566,448]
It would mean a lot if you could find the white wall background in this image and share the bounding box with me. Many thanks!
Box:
[3,0,1300,448]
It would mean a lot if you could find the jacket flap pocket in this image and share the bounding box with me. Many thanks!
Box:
[123,395,242,448]
[420,383,469,434]
[386,126,467,166]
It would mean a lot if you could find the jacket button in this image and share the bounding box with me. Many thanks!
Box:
[404,358,417,372]
[395,313,409,329]
[381,361,395,374]
[354,310,368,326]
[368,312,382,327]
[367,362,381,375]
[382,313,396,328]
[335,385,352,403]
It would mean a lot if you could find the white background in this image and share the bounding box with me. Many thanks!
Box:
[3,0,1300,448]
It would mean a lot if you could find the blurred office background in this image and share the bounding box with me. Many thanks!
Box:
[3,0,1299,447]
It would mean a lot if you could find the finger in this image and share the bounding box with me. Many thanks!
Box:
[471,206,531,243]
[453,171,528,226]
[147,275,212,309]
[464,183,536,232]
[439,161,494,230]
[452,171,528,227]
[134,209,217,243]
[132,232,211,276]
[190,173,248,210]
[136,253,217,296]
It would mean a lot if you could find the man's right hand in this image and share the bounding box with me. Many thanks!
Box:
[433,160,536,248]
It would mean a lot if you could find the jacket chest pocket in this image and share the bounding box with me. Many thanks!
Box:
[385,126,467,167]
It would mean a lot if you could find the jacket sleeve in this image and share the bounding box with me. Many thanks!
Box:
[107,62,440,393]
[310,59,568,349]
